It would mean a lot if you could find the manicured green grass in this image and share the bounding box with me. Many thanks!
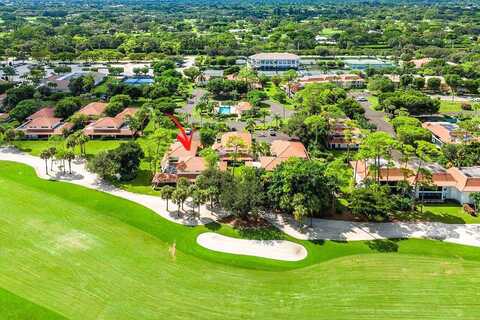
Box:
[3,161,480,319]
[397,203,480,224]
[320,27,343,36]
[439,100,463,113]
[14,139,124,157]
[265,83,295,110]
[367,95,380,110]
[0,287,67,320]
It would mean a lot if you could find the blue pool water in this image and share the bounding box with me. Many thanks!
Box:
[219,106,232,115]
[123,77,154,85]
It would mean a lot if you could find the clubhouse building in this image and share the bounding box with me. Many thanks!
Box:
[248,53,300,70]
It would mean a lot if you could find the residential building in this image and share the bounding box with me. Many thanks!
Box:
[290,74,365,93]
[213,132,254,169]
[351,159,480,204]
[327,118,362,149]
[410,58,432,69]
[256,140,309,171]
[43,72,106,92]
[248,53,300,70]
[83,107,138,138]
[76,102,108,119]
[422,122,472,146]
[17,107,73,139]
[152,139,205,186]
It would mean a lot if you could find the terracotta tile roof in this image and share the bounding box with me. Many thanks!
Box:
[447,167,480,192]
[77,102,107,117]
[351,160,466,189]
[176,156,207,173]
[165,140,200,158]
[27,107,55,120]
[83,108,139,136]
[115,107,138,120]
[152,172,178,184]
[235,101,253,112]
[25,117,62,129]
[270,140,308,159]
[422,122,465,144]
[411,58,432,68]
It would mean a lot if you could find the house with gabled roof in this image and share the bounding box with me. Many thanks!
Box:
[76,102,107,119]
[351,159,480,204]
[257,140,309,171]
[17,107,73,139]
[83,107,138,138]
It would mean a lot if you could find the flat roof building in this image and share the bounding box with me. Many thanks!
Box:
[248,53,300,70]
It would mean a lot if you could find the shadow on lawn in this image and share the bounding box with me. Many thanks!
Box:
[365,239,399,253]
[396,207,467,224]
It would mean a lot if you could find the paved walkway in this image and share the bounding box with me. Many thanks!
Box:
[266,213,480,247]
[3,147,480,248]
[0,147,227,226]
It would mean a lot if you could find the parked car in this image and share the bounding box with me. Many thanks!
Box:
[356,96,368,102]
[268,129,276,136]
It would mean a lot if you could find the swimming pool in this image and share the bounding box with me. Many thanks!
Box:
[218,106,232,115]
[123,77,154,85]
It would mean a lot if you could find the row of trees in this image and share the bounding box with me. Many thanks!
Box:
[158,158,341,223]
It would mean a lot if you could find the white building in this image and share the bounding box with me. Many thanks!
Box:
[248,53,300,70]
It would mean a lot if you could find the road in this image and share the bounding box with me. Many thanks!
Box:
[349,91,402,160]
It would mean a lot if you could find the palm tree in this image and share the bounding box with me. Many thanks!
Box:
[160,186,175,211]
[282,69,298,98]
[48,147,57,171]
[65,134,77,154]
[64,150,75,174]
[226,136,246,176]
[77,133,90,157]
[40,149,50,175]
[245,119,256,134]
[272,114,282,129]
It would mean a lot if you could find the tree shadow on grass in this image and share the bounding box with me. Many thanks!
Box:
[309,239,325,246]
[365,239,399,253]
[205,222,221,231]
[396,209,466,224]
[237,227,286,241]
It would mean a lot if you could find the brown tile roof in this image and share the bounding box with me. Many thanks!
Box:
[25,117,62,129]
[152,172,178,185]
[27,107,55,120]
[270,140,308,159]
[447,167,480,192]
[235,101,253,112]
[351,160,463,189]
[83,108,139,137]
[176,156,207,173]
[77,102,107,117]
[115,107,138,120]
[165,140,200,159]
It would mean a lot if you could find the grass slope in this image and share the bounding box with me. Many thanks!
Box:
[0,287,67,320]
[2,161,480,319]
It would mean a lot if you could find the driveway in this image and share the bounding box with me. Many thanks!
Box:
[264,100,294,120]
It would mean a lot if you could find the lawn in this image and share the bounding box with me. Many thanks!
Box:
[14,139,124,157]
[367,95,380,110]
[2,161,480,319]
[439,100,463,113]
[397,202,480,224]
[12,123,175,196]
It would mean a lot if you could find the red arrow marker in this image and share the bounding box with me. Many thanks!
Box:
[168,115,193,151]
